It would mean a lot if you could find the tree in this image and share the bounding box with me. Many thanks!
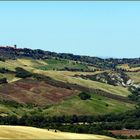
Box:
[15,67,32,78]
[78,92,91,100]
[0,78,7,84]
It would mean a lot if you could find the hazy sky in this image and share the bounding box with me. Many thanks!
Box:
[0,1,140,58]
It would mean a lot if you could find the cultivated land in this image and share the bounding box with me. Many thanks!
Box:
[0,47,139,139]
[0,58,136,116]
[44,94,134,116]
[33,70,131,97]
[110,130,140,137]
[0,78,134,117]
[0,78,75,105]
[0,125,114,139]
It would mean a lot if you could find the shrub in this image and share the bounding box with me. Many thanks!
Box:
[0,78,7,84]
[0,58,5,62]
[0,68,13,74]
[106,103,109,107]
[78,92,91,100]
[15,67,32,78]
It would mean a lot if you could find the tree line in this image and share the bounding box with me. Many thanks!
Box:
[0,106,140,139]
[0,47,139,70]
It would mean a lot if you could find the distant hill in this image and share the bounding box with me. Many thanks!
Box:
[0,46,139,139]
[0,46,139,116]
[0,46,140,70]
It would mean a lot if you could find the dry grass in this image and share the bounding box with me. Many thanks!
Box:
[110,130,140,137]
[0,125,114,139]
[33,70,131,97]
[0,78,75,106]
[117,64,140,72]
[126,72,140,84]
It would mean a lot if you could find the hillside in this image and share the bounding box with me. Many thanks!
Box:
[0,46,140,70]
[0,47,138,116]
[0,77,134,117]
[0,46,139,138]
[0,126,114,139]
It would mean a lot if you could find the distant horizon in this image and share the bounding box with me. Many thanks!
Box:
[0,45,139,59]
[0,2,140,58]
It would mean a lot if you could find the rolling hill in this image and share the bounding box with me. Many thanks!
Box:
[0,69,135,116]
[0,46,139,139]
[0,125,114,139]
[0,48,138,116]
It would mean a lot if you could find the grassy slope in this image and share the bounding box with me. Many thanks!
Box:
[0,93,134,117]
[0,58,131,97]
[126,72,140,84]
[0,78,134,116]
[117,64,140,72]
[0,58,135,116]
[0,126,114,139]
[35,58,89,71]
[0,103,40,117]
[0,73,19,83]
[43,93,134,116]
[33,70,131,97]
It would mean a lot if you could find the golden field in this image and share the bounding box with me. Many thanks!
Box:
[0,125,114,139]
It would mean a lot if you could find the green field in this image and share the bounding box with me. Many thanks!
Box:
[0,92,135,117]
[0,58,136,116]
[0,98,49,117]
[35,58,89,71]
[42,93,134,116]
[0,58,131,98]
[33,70,131,97]
[0,58,90,72]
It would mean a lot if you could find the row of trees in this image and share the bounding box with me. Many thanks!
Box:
[0,107,140,139]
[0,47,139,70]
[128,86,140,102]
[0,105,139,128]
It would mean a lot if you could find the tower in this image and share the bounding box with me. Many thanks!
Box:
[14,45,17,49]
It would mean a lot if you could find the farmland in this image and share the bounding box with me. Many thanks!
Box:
[110,130,140,137]
[0,47,139,139]
[0,57,136,117]
[0,125,114,139]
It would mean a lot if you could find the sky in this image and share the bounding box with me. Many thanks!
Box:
[0,1,140,58]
